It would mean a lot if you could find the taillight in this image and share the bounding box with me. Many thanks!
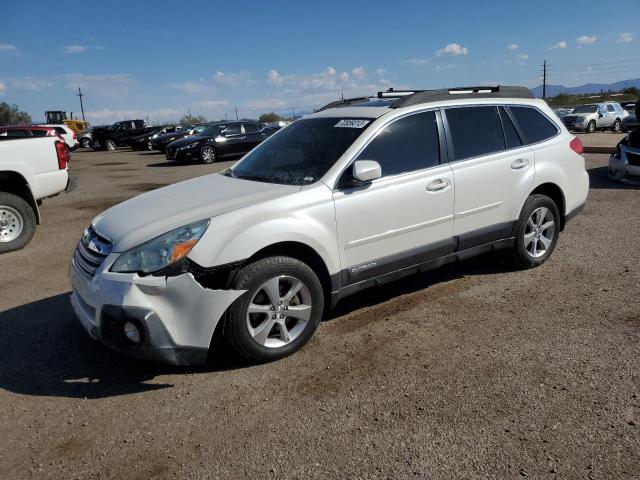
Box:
[72,131,77,139]
[569,137,584,155]
[55,140,69,170]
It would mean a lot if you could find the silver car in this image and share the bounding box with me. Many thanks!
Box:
[609,138,640,183]
[562,102,628,133]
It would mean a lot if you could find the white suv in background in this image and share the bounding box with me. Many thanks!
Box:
[39,124,79,150]
[70,86,589,365]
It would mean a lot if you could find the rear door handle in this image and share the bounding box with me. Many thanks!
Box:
[426,178,451,192]
[511,158,529,170]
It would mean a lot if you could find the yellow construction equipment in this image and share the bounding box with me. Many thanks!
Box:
[45,111,90,133]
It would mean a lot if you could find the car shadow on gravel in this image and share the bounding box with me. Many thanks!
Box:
[328,253,517,321]
[0,293,250,399]
[588,165,640,190]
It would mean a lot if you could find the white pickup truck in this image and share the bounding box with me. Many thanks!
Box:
[0,136,76,253]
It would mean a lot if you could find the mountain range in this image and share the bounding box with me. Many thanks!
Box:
[531,78,640,98]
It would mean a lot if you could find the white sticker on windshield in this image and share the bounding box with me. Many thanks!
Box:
[334,119,370,128]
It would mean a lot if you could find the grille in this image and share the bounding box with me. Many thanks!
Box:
[627,152,640,167]
[72,226,112,278]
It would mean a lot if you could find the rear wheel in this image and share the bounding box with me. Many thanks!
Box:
[586,121,596,134]
[222,256,324,362]
[80,138,91,149]
[200,146,216,164]
[105,139,117,151]
[0,192,37,254]
[507,194,560,269]
[611,119,621,133]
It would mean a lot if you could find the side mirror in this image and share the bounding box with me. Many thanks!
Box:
[352,160,382,183]
[598,112,603,118]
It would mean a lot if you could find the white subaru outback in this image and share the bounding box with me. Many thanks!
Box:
[70,86,589,365]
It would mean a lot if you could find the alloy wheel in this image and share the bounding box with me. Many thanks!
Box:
[245,275,312,348]
[0,205,24,243]
[201,147,216,163]
[523,207,555,258]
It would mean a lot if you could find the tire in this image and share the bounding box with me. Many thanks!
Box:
[507,194,560,269]
[611,119,621,133]
[80,138,91,149]
[105,139,117,151]
[222,256,324,362]
[586,121,596,134]
[147,140,153,151]
[0,192,37,254]
[200,145,216,164]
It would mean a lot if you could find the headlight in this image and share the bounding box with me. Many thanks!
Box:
[178,142,199,151]
[111,219,210,274]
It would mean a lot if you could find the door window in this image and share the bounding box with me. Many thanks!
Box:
[4,130,29,137]
[31,129,48,137]
[509,106,559,145]
[243,123,259,133]
[446,106,505,160]
[354,111,440,177]
[224,124,242,136]
[606,104,615,113]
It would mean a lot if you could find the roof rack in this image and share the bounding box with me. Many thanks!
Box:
[316,96,371,112]
[386,85,534,108]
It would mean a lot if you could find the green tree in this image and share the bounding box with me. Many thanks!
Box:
[0,102,32,125]
[179,114,207,125]
[258,112,281,123]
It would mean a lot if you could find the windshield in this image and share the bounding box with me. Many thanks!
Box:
[572,105,597,114]
[230,117,372,185]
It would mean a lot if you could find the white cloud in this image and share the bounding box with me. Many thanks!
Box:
[85,108,183,124]
[245,98,290,110]
[374,68,387,77]
[7,76,53,91]
[170,79,212,94]
[0,81,6,95]
[550,41,567,50]
[64,73,134,99]
[324,66,336,76]
[618,32,633,43]
[518,54,529,60]
[351,66,365,80]
[338,72,350,81]
[266,69,283,86]
[212,70,253,87]
[436,43,468,56]
[403,58,430,65]
[435,64,455,72]
[197,99,230,109]
[62,45,88,54]
[576,35,597,45]
[507,43,519,51]
[0,43,19,53]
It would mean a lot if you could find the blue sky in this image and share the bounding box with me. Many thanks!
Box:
[1,0,638,124]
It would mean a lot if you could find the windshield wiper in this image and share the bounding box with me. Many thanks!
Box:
[220,168,237,178]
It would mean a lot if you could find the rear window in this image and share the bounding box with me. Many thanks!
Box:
[446,106,505,160]
[509,106,558,144]
[54,127,66,135]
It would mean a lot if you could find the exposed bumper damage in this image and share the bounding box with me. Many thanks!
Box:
[609,145,640,185]
[70,261,246,365]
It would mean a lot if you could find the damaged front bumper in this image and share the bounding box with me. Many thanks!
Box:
[70,256,245,365]
[609,145,640,184]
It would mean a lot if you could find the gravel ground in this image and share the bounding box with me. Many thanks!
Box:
[0,148,638,479]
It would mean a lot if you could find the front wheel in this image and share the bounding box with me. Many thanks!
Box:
[222,256,324,362]
[507,194,560,269]
[104,139,117,151]
[200,146,216,164]
[0,192,37,254]
[80,138,91,149]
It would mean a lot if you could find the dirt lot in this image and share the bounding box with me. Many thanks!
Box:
[0,148,639,479]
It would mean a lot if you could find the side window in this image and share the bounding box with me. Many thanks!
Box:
[6,130,29,137]
[606,104,615,113]
[243,123,259,133]
[54,127,66,135]
[446,106,504,160]
[31,129,48,137]
[355,111,440,177]
[224,124,242,136]
[509,106,559,145]
[499,107,522,149]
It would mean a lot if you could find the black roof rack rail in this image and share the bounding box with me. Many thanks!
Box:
[316,96,371,112]
[386,85,534,108]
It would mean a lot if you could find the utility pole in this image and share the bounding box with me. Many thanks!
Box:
[542,60,547,99]
[292,107,295,120]
[235,106,238,121]
[77,87,86,122]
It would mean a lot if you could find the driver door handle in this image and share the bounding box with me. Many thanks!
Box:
[426,178,451,192]
[511,158,529,170]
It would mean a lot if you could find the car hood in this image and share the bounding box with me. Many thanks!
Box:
[166,135,208,148]
[154,132,187,144]
[92,173,301,252]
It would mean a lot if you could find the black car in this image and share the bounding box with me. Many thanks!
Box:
[92,120,154,151]
[165,121,277,164]
[150,124,207,152]
[130,125,178,151]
